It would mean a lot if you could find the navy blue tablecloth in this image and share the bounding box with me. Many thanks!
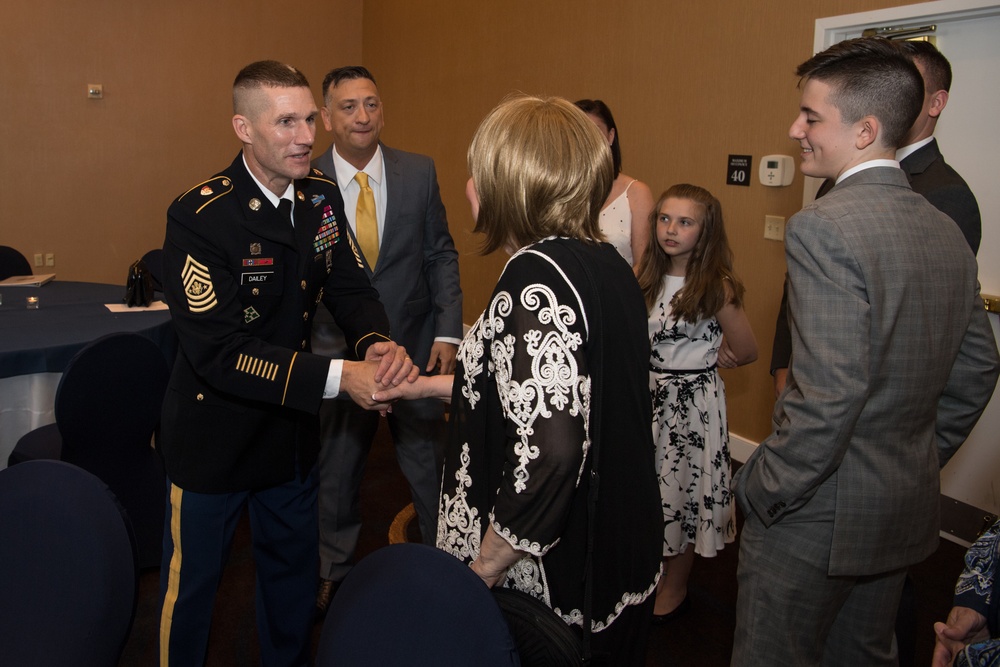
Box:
[0,281,175,379]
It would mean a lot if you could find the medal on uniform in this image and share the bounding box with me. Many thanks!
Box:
[313,205,341,253]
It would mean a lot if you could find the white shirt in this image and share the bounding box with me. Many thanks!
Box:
[836,158,901,184]
[895,136,934,163]
[329,145,387,242]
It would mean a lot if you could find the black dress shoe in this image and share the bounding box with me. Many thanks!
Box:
[315,578,339,621]
[652,595,690,624]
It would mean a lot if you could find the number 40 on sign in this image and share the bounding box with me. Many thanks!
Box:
[727,154,752,187]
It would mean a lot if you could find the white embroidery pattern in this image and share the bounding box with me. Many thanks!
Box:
[553,576,659,631]
[496,283,585,493]
[491,514,554,557]
[437,443,481,561]
[503,555,547,601]
[457,317,486,410]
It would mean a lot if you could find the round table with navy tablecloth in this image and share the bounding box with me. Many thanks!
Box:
[0,281,175,468]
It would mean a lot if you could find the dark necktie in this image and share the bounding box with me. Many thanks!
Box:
[277,198,293,228]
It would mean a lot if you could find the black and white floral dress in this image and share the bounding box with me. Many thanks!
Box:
[437,237,662,635]
[649,274,736,558]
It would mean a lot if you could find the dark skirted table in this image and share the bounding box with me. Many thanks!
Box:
[0,281,175,467]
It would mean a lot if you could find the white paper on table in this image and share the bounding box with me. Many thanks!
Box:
[104,300,169,312]
[0,273,56,287]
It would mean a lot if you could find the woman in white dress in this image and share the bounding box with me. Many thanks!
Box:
[575,99,654,268]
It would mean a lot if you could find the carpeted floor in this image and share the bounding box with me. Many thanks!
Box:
[119,424,969,666]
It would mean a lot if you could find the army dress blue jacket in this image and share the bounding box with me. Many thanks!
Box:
[160,153,390,493]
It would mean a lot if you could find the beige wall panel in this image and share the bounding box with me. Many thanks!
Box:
[0,1,361,285]
[0,0,920,442]
[363,0,915,442]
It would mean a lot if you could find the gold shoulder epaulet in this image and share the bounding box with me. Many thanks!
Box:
[177,175,234,214]
[307,168,337,188]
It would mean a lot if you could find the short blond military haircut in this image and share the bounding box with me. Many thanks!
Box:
[232,60,310,118]
[469,95,612,255]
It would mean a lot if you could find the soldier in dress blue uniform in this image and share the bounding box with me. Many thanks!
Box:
[157,60,415,667]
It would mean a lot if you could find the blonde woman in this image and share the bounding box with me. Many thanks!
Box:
[376,95,662,665]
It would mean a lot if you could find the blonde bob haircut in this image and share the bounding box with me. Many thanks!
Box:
[469,95,612,255]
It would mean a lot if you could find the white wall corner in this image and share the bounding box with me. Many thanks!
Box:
[730,433,758,465]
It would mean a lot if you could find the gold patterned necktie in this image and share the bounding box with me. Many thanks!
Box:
[354,172,379,268]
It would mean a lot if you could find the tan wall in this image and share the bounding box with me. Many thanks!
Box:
[0,0,918,443]
[0,0,361,286]
[362,0,915,443]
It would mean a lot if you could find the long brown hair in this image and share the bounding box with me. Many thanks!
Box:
[635,184,744,321]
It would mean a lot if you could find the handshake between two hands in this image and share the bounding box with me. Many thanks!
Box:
[340,340,449,413]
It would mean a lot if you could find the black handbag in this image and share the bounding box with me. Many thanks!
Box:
[492,587,583,666]
[124,259,154,307]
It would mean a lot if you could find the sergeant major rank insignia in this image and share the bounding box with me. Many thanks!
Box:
[182,255,217,313]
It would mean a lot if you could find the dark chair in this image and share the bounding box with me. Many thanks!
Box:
[317,543,520,666]
[8,332,171,569]
[141,248,164,293]
[0,245,31,281]
[0,460,138,666]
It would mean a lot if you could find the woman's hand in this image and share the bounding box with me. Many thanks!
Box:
[470,524,523,588]
[372,374,456,404]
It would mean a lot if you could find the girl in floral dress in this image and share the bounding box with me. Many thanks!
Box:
[635,183,758,621]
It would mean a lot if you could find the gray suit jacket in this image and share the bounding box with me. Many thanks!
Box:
[770,140,982,372]
[736,166,999,576]
[310,144,462,368]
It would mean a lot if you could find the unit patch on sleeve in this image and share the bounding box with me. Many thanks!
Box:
[182,255,218,313]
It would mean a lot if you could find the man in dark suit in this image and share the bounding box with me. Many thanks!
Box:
[732,38,999,666]
[311,66,463,615]
[771,40,982,397]
[158,61,414,666]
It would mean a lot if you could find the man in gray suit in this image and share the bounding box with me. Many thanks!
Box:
[310,66,463,615]
[771,40,982,398]
[732,37,999,666]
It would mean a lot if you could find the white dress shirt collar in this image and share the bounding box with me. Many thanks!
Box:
[331,145,384,190]
[895,136,934,163]
[836,159,901,184]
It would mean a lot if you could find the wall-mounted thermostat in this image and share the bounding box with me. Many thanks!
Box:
[759,155,794,187]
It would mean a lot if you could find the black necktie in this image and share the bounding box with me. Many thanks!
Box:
[277,198,293,227]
